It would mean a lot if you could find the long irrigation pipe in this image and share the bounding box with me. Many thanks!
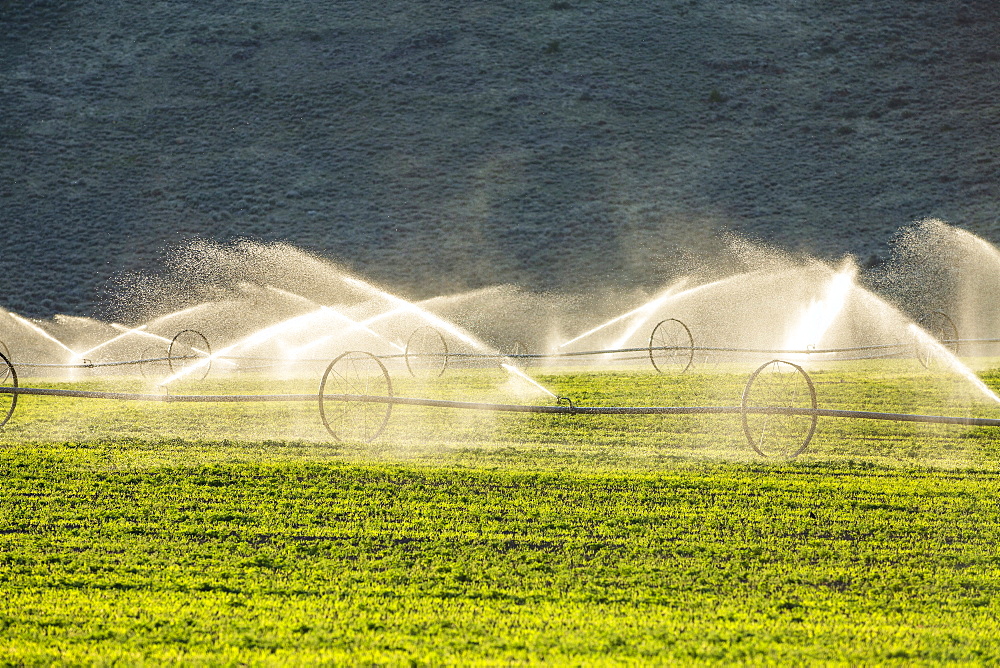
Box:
[4,386,1000,428]
[3,339,987,369]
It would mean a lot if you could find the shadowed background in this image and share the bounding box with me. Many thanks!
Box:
[2,0,998,318]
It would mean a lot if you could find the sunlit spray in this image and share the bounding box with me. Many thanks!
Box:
[782,261,857,360]
[558,279,688,350]
[340,276,555,398]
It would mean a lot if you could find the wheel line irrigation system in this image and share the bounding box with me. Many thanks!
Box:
[4,317,1000,459]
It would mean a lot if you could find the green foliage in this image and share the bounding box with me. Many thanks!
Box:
[3,366,1000,662]
[707,88,727,104]
[4,452,1000,663]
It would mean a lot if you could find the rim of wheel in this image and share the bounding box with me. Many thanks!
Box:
[648,318,694,374]
[319,351,393,443]
[0,351,18,429]
[0,340,9,383]
[405,326,449,378]
[741,359,818,458]
[168,329,212,380]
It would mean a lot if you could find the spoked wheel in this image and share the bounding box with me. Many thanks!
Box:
[168,330,212,380]
[648,319,694,374]
[319,351,393,443]
[0,351,17,429]
[741,360,818,458]
[915,311,959,369]
[405,326,448,377]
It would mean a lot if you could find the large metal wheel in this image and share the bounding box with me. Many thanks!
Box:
[915,311,959,369]
[319,351,393,443]
[0,351,17,429]
[405,326,448,377]
[648,319,694,374]
[741,359,818,458]
[168,330,212,380]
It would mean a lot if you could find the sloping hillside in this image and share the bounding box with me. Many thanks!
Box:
[2,0,998,317]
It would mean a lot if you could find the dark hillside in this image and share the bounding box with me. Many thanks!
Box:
[2,0,998,317]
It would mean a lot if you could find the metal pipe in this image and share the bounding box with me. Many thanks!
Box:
[8,336,1000,368]
[4,386,1000,427]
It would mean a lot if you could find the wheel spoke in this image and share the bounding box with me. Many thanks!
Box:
[741,360,817,458]
[319,351,393,443]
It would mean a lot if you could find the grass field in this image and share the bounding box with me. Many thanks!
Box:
[3,364,1000,663]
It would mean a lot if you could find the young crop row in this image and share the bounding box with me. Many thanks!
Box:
[3,449,1000,661]
[3,367,1000,662]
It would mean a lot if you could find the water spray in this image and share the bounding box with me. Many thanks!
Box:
[340,276,554,396]
[9,313,79,359]
[782,261,856,356]
[558,279,687,350]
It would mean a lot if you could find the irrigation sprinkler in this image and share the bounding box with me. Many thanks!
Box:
[168,330,212,380]
[319,351,393,443]
[405,326,449,378]
[9,335,993,374]
[504,340,531,368]
[648,319,694,373]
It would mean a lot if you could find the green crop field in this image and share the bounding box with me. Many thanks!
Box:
[3,364,1000,664]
